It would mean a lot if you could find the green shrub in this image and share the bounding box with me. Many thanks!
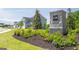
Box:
[47,31,76,48]
[38,30,49,39]
[32,29,49,39]
[53,38,66,49]
[56,31,76,48]
[23,29,29,38]
[48,32,65,48]
[35,29,41,35]
[65,31,76,46]
[14,29,21,36]
[14,28,49,39]
[52,32,62,42]
[51,32,64,48]
[22,29,33,38]
[75,29,79,33]
[14,28,77,49]
[31,30,36,36]
[49,32,62,42]
[20,29,24,36]
[45,29,49,33]
[48,34,54,42]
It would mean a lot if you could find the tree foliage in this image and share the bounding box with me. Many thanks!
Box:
[67,8,75,31]
[33,9,42,29]
[18,21,23,28]
[72,11,79,29]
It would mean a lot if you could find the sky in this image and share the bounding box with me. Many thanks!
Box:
[0,8,79,25]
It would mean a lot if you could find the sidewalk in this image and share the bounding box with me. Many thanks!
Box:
[0,28,11,33]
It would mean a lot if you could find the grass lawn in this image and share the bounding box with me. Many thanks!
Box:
[0,30,44,50]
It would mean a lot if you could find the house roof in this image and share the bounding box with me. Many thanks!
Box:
[21,10,47,22]
[22,17,31,22]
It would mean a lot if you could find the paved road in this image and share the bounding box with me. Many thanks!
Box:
[0,28,11,33]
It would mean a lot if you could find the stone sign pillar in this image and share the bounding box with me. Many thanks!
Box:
[50,10,67,34]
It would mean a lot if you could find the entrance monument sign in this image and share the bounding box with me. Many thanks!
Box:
[50,10,67,34]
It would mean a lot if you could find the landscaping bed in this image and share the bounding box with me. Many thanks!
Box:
[13,35,76,50]
[13,35,57,50]
[13,28,78,50]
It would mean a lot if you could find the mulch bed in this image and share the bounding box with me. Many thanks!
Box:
[13,35,76,50]
[13,35,57,50]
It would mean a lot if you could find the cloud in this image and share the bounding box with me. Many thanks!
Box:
[0,9,21,25]
[0,8,78,25]
[0,9,15,19]
[0,18,20,25]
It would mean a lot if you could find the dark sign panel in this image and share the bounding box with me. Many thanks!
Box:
[53,15,58,21]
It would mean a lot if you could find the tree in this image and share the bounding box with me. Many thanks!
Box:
[67,8,75,31]
[72,11,79,29]
[33,9,42,29]
[18,21,23,28]
[46,24,49,29]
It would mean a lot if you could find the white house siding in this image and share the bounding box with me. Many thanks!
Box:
[40,15,47,29]
[22,17,32,28]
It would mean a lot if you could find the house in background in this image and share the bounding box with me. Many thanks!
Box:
[14,9,47,29]
[39,14,47,29]
[14,22,19,28]
[0,23,4,27]
[22,17,32,28]
[21,14,47,29]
